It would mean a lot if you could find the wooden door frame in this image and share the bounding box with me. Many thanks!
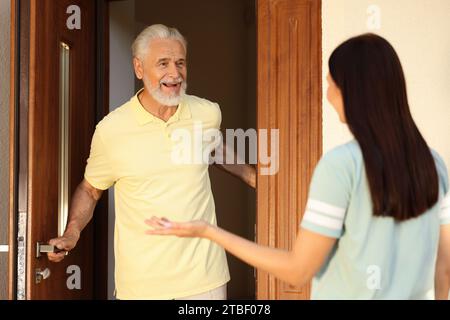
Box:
[8,0,32,300]
[8,0,110,300]
[93,0,110,300]
[256,0,322,300]
[8,0,20,300]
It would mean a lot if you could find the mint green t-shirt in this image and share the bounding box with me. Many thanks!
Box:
[301,140,449,299]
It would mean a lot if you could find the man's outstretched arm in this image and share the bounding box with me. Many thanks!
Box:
[47,179,103,262]
[213,142,257,189]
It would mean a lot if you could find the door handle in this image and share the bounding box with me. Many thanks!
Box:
[35,268,51,284]
[36,242,66,258]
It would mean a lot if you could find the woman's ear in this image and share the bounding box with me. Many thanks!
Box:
[133,57,144,80]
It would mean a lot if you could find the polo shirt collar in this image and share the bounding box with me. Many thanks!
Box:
[131,88,191,126]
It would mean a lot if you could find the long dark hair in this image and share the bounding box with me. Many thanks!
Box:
[328,33,438,221]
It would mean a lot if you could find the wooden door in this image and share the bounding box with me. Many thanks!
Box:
[11,0,105,299]
[256,0,322,300]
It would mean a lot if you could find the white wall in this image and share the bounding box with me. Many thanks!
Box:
[322,0,450,171]
[108,0,135,300]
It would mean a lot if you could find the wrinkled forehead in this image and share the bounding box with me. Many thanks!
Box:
[148,38,186,60]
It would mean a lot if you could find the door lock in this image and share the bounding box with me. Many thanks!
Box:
[35,268,51,284]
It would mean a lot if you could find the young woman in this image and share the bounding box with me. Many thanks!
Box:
[145,34,450,299]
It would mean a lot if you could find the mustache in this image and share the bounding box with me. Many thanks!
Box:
[160,78,184,85]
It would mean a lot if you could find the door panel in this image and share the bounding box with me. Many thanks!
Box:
[256,0,322,300]
[21,0,96,299]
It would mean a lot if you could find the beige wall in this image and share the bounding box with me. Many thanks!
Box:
[322,0,450,171]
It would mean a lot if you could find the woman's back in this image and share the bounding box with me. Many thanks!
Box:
[301,140,449,299]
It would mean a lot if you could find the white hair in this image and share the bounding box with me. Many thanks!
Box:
[132,24,187,60]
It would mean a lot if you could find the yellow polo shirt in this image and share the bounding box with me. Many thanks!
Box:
[84,89,230,299]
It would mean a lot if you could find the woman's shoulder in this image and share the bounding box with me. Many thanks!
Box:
[321,140,361,167]
[430,149,447,171]
[313,140,361,185]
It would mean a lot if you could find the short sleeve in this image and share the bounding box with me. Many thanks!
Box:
[437,160,449,225]
[300,146,354,238]
[432,150,449,225]
[84,127,115,190]
[212,102,222,130]
[440,192,450,225]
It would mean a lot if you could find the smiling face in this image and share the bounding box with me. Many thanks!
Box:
[326,73,346,123]
[133,38,187,107]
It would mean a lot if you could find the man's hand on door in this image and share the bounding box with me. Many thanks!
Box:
[47,228,80,262]
[46,179,102,262]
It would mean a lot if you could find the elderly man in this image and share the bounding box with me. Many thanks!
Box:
[47,24,256,300]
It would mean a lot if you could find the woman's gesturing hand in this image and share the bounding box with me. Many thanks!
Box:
[145,216,211,238]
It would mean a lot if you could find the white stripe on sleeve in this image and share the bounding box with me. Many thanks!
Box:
[307,199,346,219]
[302,210,344,230]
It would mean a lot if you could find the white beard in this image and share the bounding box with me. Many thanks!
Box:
[144,76,187,107]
